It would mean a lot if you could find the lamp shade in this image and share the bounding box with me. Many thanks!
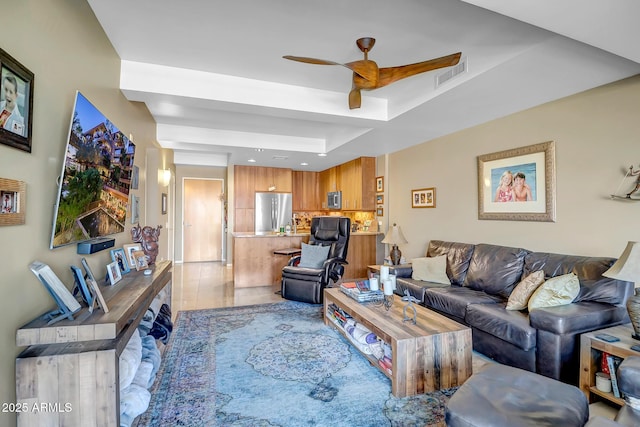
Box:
[381,223,408,245]
[603,241,640,285]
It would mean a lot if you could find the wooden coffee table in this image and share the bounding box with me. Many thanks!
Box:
[324,287,472,397]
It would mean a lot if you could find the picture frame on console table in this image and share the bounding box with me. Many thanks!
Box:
[477,141,556,222]
[0,48,33,153]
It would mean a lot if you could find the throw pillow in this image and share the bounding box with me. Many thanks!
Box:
[411,256,450,285]
[528,272,580,310]
[298,242,330,268]
[506,270,545,311]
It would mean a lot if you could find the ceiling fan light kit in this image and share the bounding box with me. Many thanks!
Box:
[284,37,461,109]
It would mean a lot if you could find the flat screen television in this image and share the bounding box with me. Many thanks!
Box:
[49,91,135,249]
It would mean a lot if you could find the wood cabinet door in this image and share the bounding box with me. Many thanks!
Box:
[293,170,319,211]
[234,165,256,209]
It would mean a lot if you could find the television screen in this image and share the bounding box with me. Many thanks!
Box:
[49,92,135,249]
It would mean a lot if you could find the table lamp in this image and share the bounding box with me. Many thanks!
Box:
[603,241,640,340]
[381,223,407,265]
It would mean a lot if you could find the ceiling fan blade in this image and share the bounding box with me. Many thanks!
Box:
[282,56,342,66]
[345,60,379,84]
[349,88,362,110]
[377,52,462,88]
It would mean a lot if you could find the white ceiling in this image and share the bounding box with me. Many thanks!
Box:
[87,0,640,171]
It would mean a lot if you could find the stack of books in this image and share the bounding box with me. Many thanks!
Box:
[340,280,383,302]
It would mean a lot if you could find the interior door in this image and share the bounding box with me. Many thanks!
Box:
[183,178,223,262]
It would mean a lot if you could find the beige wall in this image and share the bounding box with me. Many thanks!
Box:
[0,2,168,425]
[385,75,640,260]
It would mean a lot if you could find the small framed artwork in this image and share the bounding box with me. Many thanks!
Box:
[376,194,384,204]
[161,192,167,215]
[412,187,436,208]
[88,278,109,313]
[110,248,130,274]
[376,176,384,192]
[0,177,25,225]
[477,141,556,222]
[70,265,94,307]
[123,243,142,268]
[130,194,139,224]
[376,206,384,216]
[132,250,149,270]
[0,48,34,153]
[131,165,139,189]
[106,261,122,285]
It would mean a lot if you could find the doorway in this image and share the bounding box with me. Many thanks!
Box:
[183,178,224,262]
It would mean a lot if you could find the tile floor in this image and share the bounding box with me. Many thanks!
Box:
[169,261,619,421]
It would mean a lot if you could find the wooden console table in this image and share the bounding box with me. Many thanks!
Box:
[15,260,172,427]
[323,287,472,397]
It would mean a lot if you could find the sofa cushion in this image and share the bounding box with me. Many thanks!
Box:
[465,303,537,351]
[463,243,529,298]
[524,252,631,305]
[528,273,580,310]
[529,301,629,334]
[426,240,475,285]
[411,256,450,284]
[395,277,450,304]
[506,270,546,311]
[424,286,502,320]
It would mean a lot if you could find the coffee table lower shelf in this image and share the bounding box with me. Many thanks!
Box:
[323,287,472,397]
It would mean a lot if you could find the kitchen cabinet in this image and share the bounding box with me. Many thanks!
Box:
[292,170,319,211]
[337,157,375,211]
[255,167,292,192]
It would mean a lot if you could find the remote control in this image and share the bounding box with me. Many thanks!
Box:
[595,333,620,343]
[631,344,640,352]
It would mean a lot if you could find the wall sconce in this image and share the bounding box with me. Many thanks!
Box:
[159,169,171,187]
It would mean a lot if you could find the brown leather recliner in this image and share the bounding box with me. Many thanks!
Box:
[281,216,350,304]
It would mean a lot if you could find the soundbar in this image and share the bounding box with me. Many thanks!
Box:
[77,237,115,254]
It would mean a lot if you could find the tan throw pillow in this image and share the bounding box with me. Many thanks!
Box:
[411,256,450,285]
[506,270,545,311]
[528,273,580,310]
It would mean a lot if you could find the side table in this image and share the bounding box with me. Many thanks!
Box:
[579,323,638,406]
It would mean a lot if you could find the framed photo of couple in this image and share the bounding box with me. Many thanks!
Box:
[0,48,34,153]
[477,141,556,222]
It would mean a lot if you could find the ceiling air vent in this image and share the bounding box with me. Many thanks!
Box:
[272,155,289,160]
[435,57,467,88]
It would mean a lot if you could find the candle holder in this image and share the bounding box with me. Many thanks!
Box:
[383,294,394,311]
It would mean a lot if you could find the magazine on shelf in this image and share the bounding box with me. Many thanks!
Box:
[606,354,622,398]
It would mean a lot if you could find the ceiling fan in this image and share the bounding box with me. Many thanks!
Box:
[283,37,461,109]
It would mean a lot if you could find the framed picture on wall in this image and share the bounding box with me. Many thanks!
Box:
[376,206,383,216]
[411,187,436,208]
[376,194,383,204]
[0,48,34,153]
[376,176,384,192]
[477,141,556,222]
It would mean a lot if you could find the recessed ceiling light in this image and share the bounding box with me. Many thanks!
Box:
[255,148,264,152]
[318,153,327,157]
[248,159,256,163]
[300,162,309,166]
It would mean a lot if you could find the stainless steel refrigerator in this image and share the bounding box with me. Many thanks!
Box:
[255,192,292,234]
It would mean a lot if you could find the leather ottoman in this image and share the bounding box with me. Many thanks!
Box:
[445,364,589,427]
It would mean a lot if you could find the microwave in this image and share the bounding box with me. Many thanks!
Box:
[327,191,342,209]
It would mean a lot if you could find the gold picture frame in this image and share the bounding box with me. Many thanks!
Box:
[0,177,25,225]
[477,141,556,222]
[376,176,384,192]
[411,188,436,208]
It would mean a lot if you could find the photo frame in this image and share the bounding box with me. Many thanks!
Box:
[376,206,383,216]
[132,249,149,270]
[0,177,25,225]
[477,141,556,222]
[110,248,130,274]
[131,165,139,189]
[376,194,384,204]
[161,192,167,215]
[412,187,436,208]
[376,176,384,192]
[0,48,33,153]
[81,257,97,284]
[130,194,139,224]
[87,278,109,313]
[106,261,122,285]
[123,243,142,268]
[70,265,93,307]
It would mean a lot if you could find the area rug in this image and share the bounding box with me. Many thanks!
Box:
[135,301,456,427]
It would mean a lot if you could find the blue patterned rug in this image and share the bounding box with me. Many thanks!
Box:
[135,301,455,426]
